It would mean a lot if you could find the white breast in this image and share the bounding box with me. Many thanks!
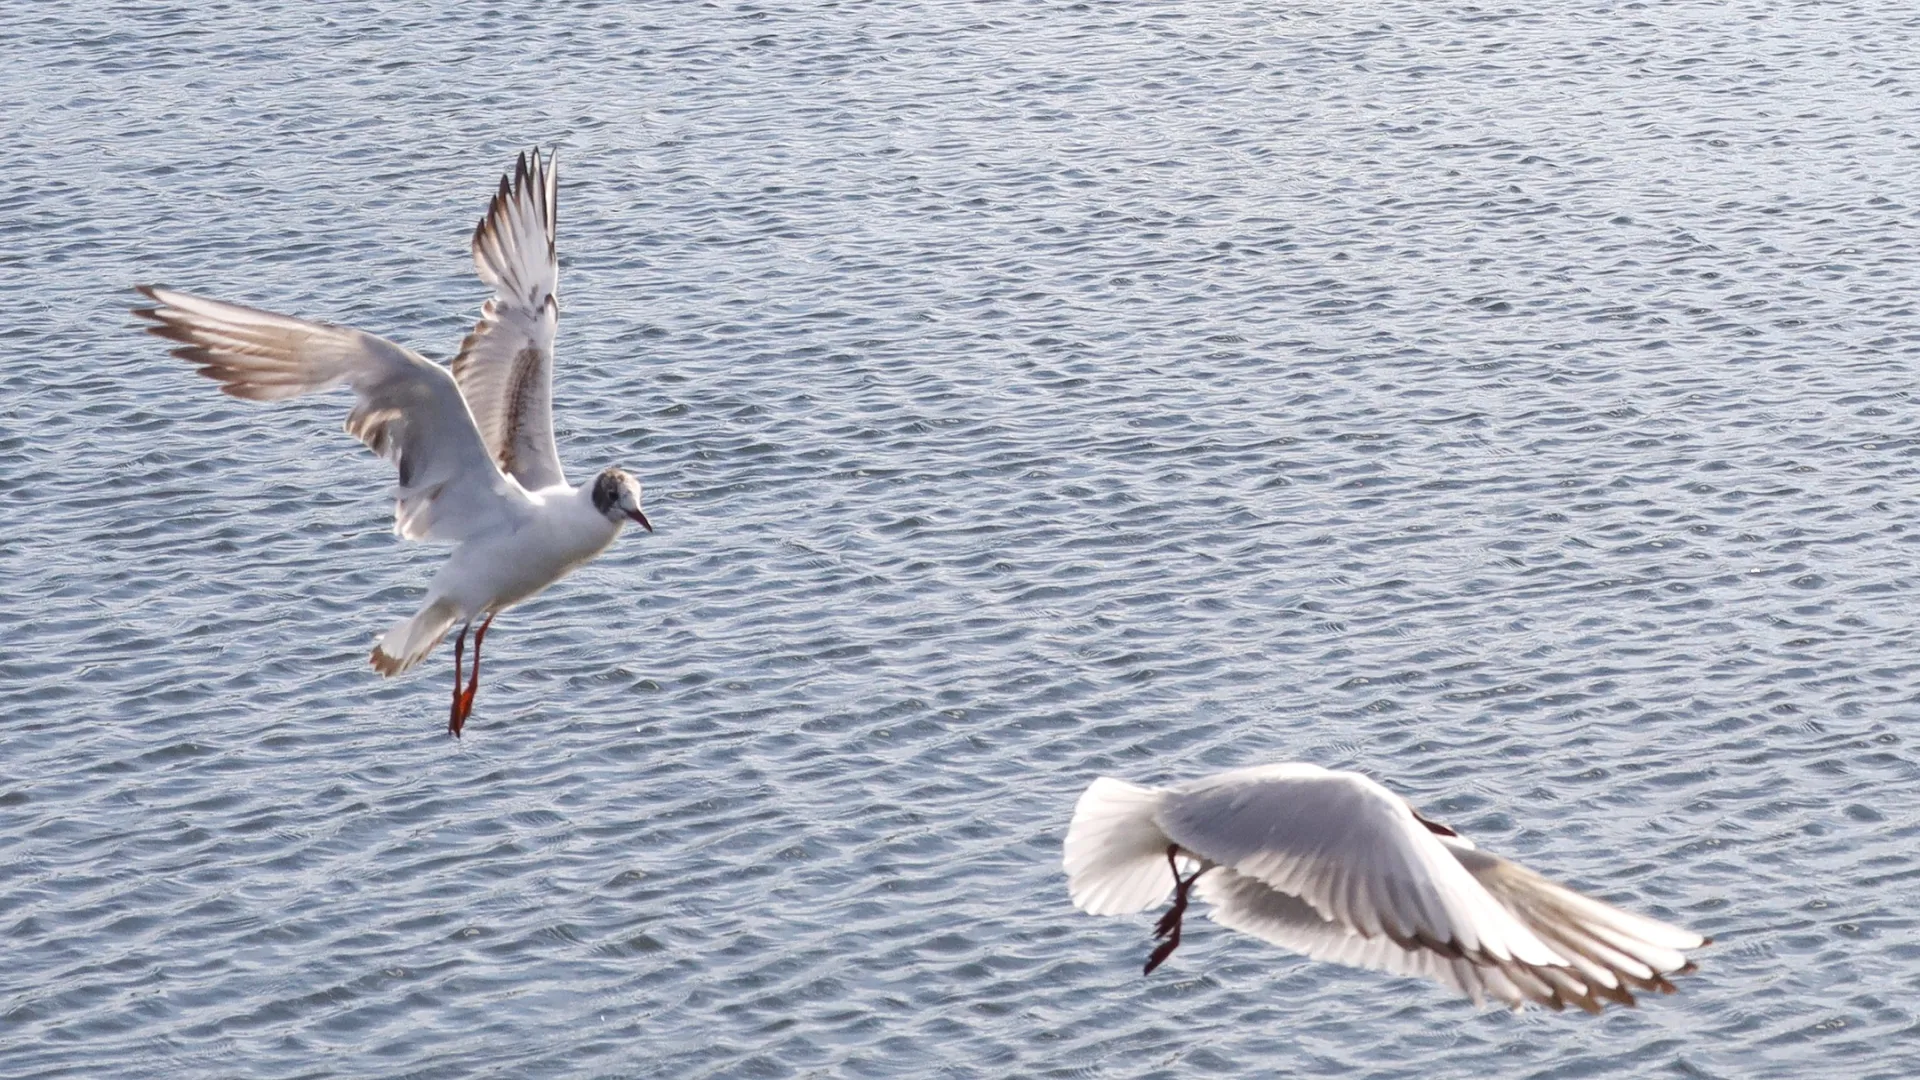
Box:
[435,487,620,616]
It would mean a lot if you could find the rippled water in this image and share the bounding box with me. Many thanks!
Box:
[7,1,1920,1076]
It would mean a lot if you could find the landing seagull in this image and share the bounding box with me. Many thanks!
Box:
[132,149,652,736]
[1064,763,1709,1011]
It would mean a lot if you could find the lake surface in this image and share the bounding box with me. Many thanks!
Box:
[5,1,1920,1076]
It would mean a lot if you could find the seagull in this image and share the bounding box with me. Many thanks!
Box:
[132,149,652,737]
[1063,763,1709,1012]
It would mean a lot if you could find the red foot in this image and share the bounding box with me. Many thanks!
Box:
[1144,846,1202,975]
[447,614,493,739]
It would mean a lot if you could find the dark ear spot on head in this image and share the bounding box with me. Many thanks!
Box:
[592,471,618,514]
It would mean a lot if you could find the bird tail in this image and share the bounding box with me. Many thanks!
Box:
[1064,776,1178,915]
[370,598,462,677]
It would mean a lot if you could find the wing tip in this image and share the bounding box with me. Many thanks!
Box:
[471,148,559,281]
[130,283,168,320]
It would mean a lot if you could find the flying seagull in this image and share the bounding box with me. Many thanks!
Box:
[1064,763,1709,1011]
[132,149,651,736]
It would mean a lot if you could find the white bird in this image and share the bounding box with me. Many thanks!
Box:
[1064,763,1709,1012]
[132,149,652,736]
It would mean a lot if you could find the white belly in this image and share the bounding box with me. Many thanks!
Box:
[431,503,620,617]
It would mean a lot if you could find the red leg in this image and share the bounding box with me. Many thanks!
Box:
[1145,846,1202,975]
[448,621,471,737]
[454,613,494,733]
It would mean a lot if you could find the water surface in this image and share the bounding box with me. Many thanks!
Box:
[5,2,1920,1077]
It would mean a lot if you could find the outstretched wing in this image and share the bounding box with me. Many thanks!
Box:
[1156,764,1563,968]
[450,148,567,492]
[1194,866,1610,1011]
[133,284,532,542]
[1446,842,1705,1000]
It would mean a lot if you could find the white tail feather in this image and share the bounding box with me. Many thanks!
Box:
[371,598,461,676]
[1064,777,1176,915]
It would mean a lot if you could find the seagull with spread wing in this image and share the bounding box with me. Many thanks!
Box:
[132,149,651,736]
[1064,763,1709,1011]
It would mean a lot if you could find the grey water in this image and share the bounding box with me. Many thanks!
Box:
[5,1,1920,1076]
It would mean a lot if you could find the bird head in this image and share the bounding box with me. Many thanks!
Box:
[591,467,652,532]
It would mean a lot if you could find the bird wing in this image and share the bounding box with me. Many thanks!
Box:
[133,284,532,542]
[1194,866,1611,1012]
[450,148,568,492]
[1154,764,1563,968]
[1444,841,1705,1000]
